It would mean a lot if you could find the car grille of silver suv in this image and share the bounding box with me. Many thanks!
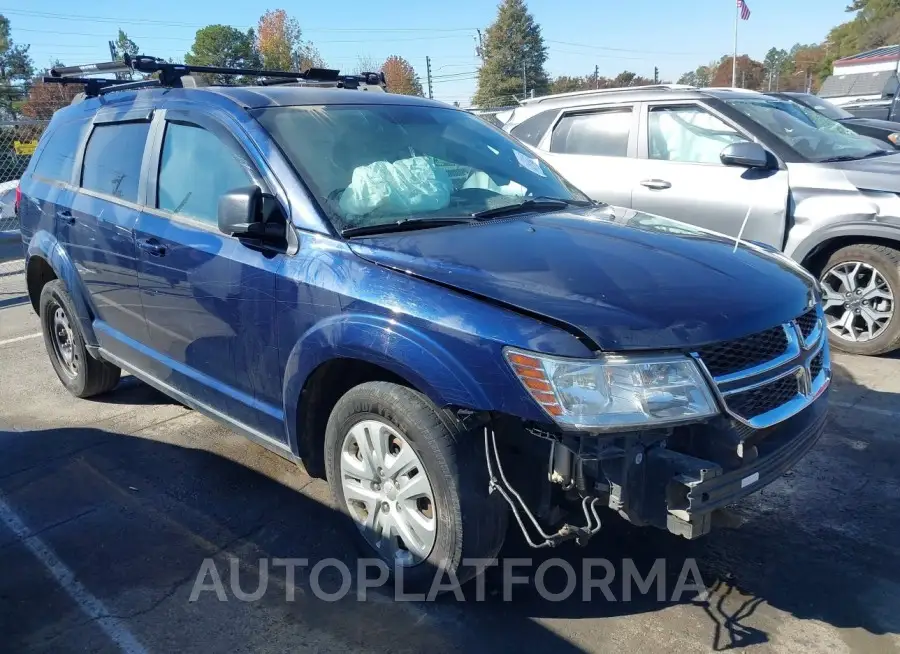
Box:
[693,307,831,429]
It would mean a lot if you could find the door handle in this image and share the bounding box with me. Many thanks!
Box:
[138,239,167,257]
[639,179,672,190]
[56,210,75,225]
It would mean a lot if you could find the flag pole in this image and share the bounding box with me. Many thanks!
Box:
[732,1,739,86]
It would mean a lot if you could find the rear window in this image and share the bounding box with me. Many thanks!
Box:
[31,119,88,183]
[81,122,150,202]
[510,109,557,146]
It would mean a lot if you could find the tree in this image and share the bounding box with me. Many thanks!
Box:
[20,79,79,120]
[112,29,139,60]
[185,25,260,84]
[711,55,765,89]
[473,0,549,107]
[353,55,381,75]
[0,15,34,117]
[382,56,423,96]
[611,70,652,87]
[676,62,715,87]
[549,75,588,94]
[256,9,325,71]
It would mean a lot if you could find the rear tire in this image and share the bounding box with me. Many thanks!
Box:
[818,244,900,356]
[39,280,121,398]
[324,381,508,593]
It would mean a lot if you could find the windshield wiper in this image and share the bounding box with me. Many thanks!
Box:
[341,217,474,238]
[471,196,594,220]
[819,150,891,163]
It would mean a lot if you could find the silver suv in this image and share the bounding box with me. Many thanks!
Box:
[495,85,900,356]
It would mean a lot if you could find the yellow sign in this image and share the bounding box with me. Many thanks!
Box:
[13,140,38,156]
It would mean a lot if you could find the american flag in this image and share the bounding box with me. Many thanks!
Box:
[738,0,751,20]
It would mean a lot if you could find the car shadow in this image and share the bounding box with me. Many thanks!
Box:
[2,357,898,652]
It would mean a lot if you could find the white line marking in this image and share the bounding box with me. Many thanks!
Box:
[0,494,149,654]
[832,401,900,419]
[0,332,41,347]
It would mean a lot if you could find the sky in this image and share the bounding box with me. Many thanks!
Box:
[7,0,855,106]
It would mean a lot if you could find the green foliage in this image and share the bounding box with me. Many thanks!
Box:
[474,0,549,107]
[0,15,34,118]
[185,25,260,84]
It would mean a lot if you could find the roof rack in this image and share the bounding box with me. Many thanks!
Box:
[45,54,386,99]
[518,84,697,105]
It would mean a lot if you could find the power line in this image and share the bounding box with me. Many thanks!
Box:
[546,39,705,57]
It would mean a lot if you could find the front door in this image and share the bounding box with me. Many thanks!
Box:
[134,111,287,441]
[631,102,790,248]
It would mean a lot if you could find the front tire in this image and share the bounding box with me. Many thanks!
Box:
[818,244,900,356]
[324,382,508,592]
[39,280,121,398]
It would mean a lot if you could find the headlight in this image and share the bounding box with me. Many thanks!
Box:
[505,348,719,430]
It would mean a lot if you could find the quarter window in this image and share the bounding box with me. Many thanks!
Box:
[157,122,253,224]
[550,108,633,157]
[648,105,748,164]
[81,122,150,202]
[32,119,89,183]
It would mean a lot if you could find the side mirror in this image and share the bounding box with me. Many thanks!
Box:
[720,142,770,169]
[218,186,285,241]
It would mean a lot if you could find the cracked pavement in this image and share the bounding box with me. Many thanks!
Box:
[1,258,900,653]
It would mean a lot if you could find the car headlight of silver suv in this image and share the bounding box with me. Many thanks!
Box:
[505,348,719,430]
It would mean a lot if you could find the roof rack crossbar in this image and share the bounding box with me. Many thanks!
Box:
[42,76,120,97]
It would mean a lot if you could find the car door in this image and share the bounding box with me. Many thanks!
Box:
[630,101,790,247]
[535,104,642,207]
[59,110,152,358]
[133,109,288,442]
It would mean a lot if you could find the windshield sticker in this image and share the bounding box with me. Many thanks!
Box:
[514,150,546,177]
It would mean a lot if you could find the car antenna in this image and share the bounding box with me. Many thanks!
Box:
[733,203,754,253]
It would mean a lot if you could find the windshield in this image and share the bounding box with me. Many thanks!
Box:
[784,99,867,140]
[790,94,854,121]
[254,104,588,233]
[725,97,888,162]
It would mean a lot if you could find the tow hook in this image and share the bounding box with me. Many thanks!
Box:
[483,428,602,549]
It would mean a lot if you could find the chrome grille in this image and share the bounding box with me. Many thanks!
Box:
[795,308,818,341]
[696,325,789,377]
[726,374,800,421]
[695,305,831,429]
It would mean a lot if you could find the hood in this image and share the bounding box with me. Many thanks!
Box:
[842,116,900,132]
[823,151,900,193]
[347,207,815,351]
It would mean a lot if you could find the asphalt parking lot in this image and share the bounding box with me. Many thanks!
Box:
[1,246,900,654]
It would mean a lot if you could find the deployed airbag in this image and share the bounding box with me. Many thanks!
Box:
[339,156,454,216]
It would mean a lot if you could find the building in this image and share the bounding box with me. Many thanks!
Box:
[818,45,900,105]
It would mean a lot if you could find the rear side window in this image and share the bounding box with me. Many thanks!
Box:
[81,122,150,203]
[550,108,632,156]
[156,122,254,225]
[510,109,557,146]
[31,119,88,183]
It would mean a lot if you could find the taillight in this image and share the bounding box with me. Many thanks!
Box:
[14,184,20,215]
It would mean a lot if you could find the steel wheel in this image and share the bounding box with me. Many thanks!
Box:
[821,261,894,343]
[339,419,437,567]
[49,303,79,378]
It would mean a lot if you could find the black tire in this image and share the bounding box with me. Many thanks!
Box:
[818,244,900,356]
[324,381,508,593]
[39,280,121,398]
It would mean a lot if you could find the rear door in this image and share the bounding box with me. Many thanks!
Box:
[133,108,287,441]
[61,111,152,355]
[535,103,642,207]
[630,101,790,247]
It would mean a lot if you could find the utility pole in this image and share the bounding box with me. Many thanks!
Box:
[426,56,433,100]
[522,63,527,98]
[741,70,745,89]
[654,66,659,83]
[476,29,485,62]
[594,64,599,89]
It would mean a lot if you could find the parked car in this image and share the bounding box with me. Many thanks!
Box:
[771,92,900,149]
[18,59,830,590]
[841,95,900,122]
[498,85,900,356]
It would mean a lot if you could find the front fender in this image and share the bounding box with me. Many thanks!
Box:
[282,313,500,446]
[27,229,98,347]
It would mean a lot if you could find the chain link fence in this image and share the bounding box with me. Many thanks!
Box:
[1,118,49,233]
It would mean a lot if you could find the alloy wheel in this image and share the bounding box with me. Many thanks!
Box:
[339,419,437,567]
[820,261,894,343]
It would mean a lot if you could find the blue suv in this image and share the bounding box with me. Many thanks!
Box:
[17,57,830,589]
